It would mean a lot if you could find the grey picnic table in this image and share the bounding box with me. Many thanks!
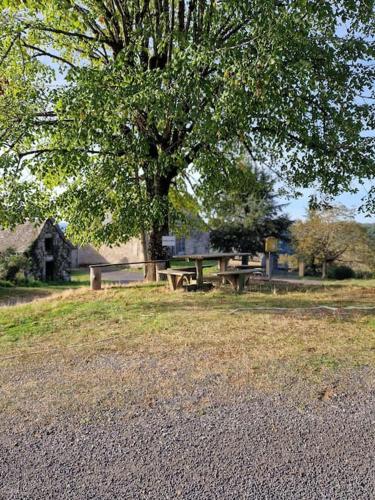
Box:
[173,253,251,288]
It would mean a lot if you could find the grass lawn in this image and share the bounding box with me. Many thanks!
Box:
[294,275,375,288]
[0,268,90,306]
[0,278,374,421]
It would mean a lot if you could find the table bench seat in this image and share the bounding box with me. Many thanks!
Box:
[235,265,265,276]
[157,269,196,291]
[216,269,254,292]
[171,265,213,278]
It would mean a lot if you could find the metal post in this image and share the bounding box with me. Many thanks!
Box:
[266,252,272,280]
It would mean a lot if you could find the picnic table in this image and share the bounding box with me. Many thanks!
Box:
[173,253,251,287]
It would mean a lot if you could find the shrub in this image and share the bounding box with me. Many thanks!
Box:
[355,270,375,280]
[0,279,14,288]
[0,248,31,282]
[327,265,355,280]
[14,277,43,287]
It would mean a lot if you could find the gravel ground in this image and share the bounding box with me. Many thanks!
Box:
[1,386,374,499]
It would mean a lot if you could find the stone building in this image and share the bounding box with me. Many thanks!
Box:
[74,230,210,266]
[0,219,74,281]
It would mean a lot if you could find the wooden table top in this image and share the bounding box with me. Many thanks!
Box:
[173,253,251,260]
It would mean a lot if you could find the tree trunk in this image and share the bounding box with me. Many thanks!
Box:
[322,261,328,279]
[140,229,149,279]
[141,230,148,260]
[298,259,305,278]
[144,173,172,281]
[142,140,178,279]
[144,219,170,282]
[148,220,169,261]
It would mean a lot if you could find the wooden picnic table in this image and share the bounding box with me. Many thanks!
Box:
[173,253,251,287]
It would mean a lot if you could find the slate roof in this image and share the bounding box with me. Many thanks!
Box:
[0,222,44,254]
[0,220,74,254]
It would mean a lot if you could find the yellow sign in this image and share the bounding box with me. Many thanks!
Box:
[265,237,278,253]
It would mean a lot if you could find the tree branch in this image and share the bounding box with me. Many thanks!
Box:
[22,42,77,69]
[24,23,110,44]
[18,148,125,159]
[0,34,19,66]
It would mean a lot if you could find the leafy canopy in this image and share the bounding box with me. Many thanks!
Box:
[291,206,374,267]
[0,1,374,252]
[208,160,291,254]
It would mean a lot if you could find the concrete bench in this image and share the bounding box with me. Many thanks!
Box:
[235,265,265,276]
[157,269,196,291]
[216,269,254,293]
[172,265,213,279]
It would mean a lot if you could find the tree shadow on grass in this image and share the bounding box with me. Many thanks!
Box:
[105,281,374,318]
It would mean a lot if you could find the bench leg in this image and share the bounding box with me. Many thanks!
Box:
[167,274,177,291]
[225,275,245,293]
[175,275,185,289]
[238,274,245,293]
[219,258,230,284]
[225,276,236,291]
[195,260,204,288]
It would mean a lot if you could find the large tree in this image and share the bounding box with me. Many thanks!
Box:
[0,1,374,260]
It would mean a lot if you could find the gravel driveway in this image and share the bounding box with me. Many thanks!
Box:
[1,386,374,499]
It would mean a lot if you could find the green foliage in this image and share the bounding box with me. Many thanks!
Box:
[364,224,375,244]
[0,248,31,282]
[0,279,13,288]
[209,162,291,254]
[327,265,355,280]
[0,1,374,257]
[292,206,373,268]
[354,270,375,280]
[13,277,42,287]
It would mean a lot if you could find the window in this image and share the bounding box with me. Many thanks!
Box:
[45,236,53,254]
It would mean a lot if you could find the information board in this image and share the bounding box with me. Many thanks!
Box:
[265,237,278,253]
[162,236,176,247]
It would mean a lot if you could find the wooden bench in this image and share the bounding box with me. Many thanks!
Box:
[216,269,254,292]
[157,269,196,291]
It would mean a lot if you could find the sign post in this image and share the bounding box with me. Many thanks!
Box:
[265,237,278,280]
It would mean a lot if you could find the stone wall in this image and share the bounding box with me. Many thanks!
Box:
[29,220,72,281]
[76,232,210,265]
[77,238,144,266]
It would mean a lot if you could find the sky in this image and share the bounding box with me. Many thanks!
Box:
[281,183,375,223]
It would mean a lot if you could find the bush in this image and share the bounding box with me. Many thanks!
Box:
[0,248,31,282]
[14,277,43,287]
[355,270,375,280]
[327,265,355,280]
[0,279,14,288]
